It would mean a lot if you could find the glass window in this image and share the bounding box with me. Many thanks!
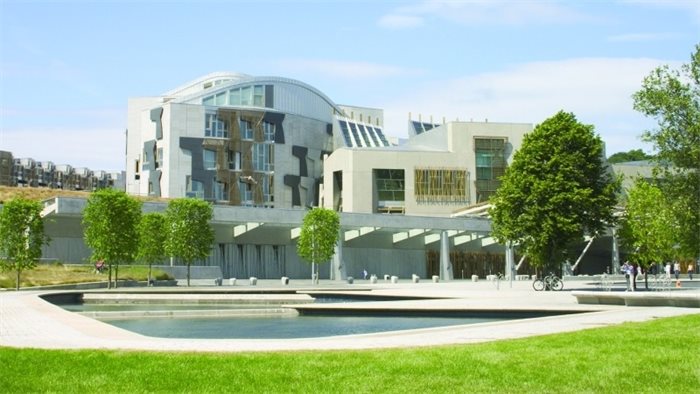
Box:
[213,181,228,201]
[203,96,215,106]
[203,149,217,170]
[240,86,252,106]
[229,89,240,106]
[215,92,226,106]
[263,121,275,142]
[240,119,253,139]
[205,113,228,138]
[252,143,273,172]
[228,150,241,170]
[239,180,253,205]
[253,85,264,106]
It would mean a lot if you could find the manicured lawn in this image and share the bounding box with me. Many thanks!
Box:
[0,263,172,289]
[2,314,698,393]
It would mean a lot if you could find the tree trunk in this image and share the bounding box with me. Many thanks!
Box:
[148,263,152,286]
[15,268,21,291]
[115,264,119,289]
[187,264,191,287]
[108,264,112,289]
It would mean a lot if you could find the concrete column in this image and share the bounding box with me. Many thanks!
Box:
[505,242,515,288]
[611,227,620,275]
[331,229,346,281]
[440,231,453,281]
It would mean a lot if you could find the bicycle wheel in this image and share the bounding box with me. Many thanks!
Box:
[550,277,564,291]
[533,279,545,291]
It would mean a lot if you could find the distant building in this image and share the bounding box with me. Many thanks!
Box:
[0,150,124,192]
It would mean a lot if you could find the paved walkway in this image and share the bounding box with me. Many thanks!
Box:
[1,279,698,353]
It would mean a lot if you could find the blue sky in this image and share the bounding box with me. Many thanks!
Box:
[1,0,698,171]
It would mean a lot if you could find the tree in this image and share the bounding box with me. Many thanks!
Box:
[617,179,676,269]
[83,189,142,289]
[164,198,214,286]
[296,208,340,284]
[136,212,167,285]
[632,43,700,261]
[0,198,47,290]
[490,111,619,273]
[607,149,653,164]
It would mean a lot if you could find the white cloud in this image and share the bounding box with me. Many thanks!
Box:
[377,14,424,29]
[380,57,675,155]
[0,127,126,171]
[378,0,595,28]
[279,59,423,79]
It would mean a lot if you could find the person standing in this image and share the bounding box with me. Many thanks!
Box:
[688,262,695,281]
[674,261,681,280]
[665,262,672,278]
[621,261,632,291]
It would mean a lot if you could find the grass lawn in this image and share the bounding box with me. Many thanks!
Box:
[0,263,172,289]
[1,313,698,393]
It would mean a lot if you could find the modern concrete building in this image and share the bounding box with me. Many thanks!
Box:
[126,72,390,208]
[322,121,530,216]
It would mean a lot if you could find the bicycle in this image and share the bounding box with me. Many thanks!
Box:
[533,272,564,291]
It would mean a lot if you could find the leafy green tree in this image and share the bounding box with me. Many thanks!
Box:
[137,212,167,285]
[164,198,214,286]
[0,198,47,290]
[490,111,619,273]
[607,149,653,164]
[618,179,676,268]
[632,43,700,261]
[296,208,340,283]
[83,189,142,289]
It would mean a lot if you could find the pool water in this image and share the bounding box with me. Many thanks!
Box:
[105,314,507,339]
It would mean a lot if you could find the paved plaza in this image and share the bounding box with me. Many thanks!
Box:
[1,278,698,353]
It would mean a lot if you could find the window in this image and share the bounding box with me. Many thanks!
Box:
[375,169,405,213]
[240,119,254,139]
[252,143,273,172]
[253,85,264,106]
[203,149,217,170]
[156,148,164,168]
[229,89,240,106]
[263,121,275,142]
[414,168,468,203]
[213,181,228,201]
[228,150,241,170]
[262,174,274,205]
[474,138,506,202]
[203,96,215,106]
[186,177,204,199]
[215,92,226,106]
[239,179,253,205]
[240,86,252,106]
[205,113,228,138]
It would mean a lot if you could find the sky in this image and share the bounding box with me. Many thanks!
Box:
[0,0,698,172]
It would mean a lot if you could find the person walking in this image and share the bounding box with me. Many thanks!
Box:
[688,262,695,281]
[665,262,672,278]
[674,261,681,280]
[621,261,632,291]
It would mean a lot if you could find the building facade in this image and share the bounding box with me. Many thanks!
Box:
[126,73,391,209]
[322,121,530,216]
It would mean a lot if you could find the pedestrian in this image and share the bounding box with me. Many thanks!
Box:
[621,261,632,291]
[673,261,681,280]
[665,262,671,278]
[688,262,695,281]
[363,269,368,280]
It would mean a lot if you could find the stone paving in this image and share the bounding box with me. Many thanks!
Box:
[1,278,698,353]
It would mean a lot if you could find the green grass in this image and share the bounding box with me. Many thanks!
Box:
[0,263,173,289]
[2,314,699,393]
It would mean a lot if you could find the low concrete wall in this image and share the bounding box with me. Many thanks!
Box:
[572,291,700,308]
